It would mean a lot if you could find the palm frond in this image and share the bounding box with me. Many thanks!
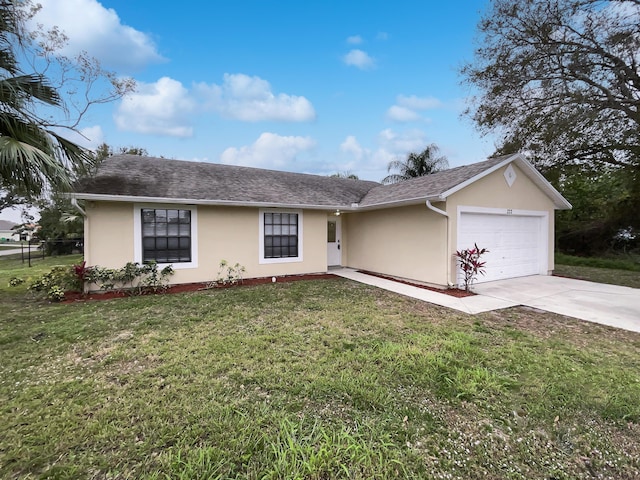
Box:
[0,74,61,108]
[0,112,91,195]
[382,144,449,184]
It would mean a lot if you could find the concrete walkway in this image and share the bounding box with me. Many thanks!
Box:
[332,268,517,314]
[332,268,640,333]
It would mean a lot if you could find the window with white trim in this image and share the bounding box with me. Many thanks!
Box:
[141,208,192,263]
[259,209,303,264]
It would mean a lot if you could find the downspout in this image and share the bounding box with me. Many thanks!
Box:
[70,197,86,216]
[426,199,453,287]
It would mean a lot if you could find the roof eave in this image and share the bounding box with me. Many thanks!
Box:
[437,153,572,210]
[72,192,357,211]
[356,195,443,211]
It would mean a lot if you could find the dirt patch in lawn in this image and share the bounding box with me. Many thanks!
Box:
[62,273,338,303]
[357,270,475,298]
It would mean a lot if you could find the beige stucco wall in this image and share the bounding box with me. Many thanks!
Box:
[85,202,328,285]
[84,163,558,289]
[343,204,448,285]
[84,201,134,268]
[445,164,556,284]
[194,206,327,283]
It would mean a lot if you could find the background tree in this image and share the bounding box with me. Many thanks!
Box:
[462,0,640,255]
[90,143,149,173]
[329,171,359,180]
[94,143,149,161]
[0,0,134,206]
[461,0,640,173]
[382,144,448,184]
[34,195,83,255]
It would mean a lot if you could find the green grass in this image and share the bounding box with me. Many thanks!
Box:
[1,255,640,479]
[555,253,640,288]
[555,253,640,271]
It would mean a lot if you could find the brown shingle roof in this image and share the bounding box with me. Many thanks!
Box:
[359,156,510,207]
[74,153,570,210]
[75,155,380,207]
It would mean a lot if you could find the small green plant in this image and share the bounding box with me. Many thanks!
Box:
[28,265,78,302]
[456,243,489,292]
[140,263,175,293]
[46,285,66,302]
[8,276,25,287]
[211,260,246,287]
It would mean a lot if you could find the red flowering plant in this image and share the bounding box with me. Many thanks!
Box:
[455,243,489,292]
[71,261,92,292]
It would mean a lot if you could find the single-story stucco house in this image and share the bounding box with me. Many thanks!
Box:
[72,152,571,289]
[0,220,19,242]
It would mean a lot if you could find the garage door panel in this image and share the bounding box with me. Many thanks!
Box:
[458,212,546,283]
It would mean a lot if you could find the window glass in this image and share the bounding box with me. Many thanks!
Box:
[142,208,191,263]
[263,212,298,259]
[328,221,336,242]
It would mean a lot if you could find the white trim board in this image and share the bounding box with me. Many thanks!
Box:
[133,203,199,270]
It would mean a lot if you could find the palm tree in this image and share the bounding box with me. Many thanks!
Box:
[0,1,93,198]
[382,144,448,185]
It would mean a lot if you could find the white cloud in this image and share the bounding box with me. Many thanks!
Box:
[397,95,442,110]
[195,74,316,122]
[343,49,376,70]
[114,77,195,137]
[31,0,164,71]
[386,105,422,122]
[339,128,429,179]
[221,133,317,169]
[377,128,427,153]
[79,125,105,149]
[346,35,363,45]
[339,135,367,161]
[387,94,443,123]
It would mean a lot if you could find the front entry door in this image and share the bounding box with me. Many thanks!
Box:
[327,217,342,266]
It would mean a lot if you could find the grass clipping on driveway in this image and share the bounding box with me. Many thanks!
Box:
[1,259,639,479]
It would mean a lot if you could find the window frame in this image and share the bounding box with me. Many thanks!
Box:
[258,209,303,264]
[133,204,198,269]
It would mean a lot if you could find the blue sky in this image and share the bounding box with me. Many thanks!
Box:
[3,0,497,222]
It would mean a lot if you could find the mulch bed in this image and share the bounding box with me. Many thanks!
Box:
[62,273,338,303]
[357,270,475,298]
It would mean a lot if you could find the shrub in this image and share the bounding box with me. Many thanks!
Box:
[456,243,489,292]
[29,266,78,302]
[8,277,25,287]
[71,261,91,291]
[86,262,174,295]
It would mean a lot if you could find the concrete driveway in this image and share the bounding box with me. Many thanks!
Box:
[473,275,640,333]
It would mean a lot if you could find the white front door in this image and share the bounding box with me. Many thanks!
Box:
[327,217,342,266]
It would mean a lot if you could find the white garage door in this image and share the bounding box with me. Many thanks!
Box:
[457,212,547,283]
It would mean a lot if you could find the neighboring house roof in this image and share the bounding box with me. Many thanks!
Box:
[0,220,17,231]
[74,153,571,210]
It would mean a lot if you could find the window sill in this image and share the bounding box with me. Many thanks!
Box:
[259,257,302,265]
[155,261,198,270]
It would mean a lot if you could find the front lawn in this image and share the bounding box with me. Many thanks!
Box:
[1,256,639,479]
[555,253,640,288]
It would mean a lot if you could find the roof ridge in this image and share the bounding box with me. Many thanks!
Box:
[106,155,381,186]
